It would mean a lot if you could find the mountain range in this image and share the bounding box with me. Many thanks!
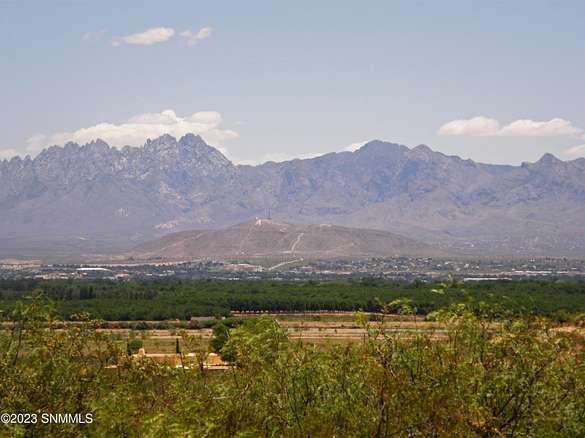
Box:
[1,133,584,259]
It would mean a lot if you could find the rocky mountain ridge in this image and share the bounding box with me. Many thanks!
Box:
[1,134,584,258]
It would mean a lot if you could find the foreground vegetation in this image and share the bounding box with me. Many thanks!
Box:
[1,278,585,321]
[1,281,585,437]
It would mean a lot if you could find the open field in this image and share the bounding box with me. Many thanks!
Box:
[5,308,583,358]
[89,312,584,353]
[42,312,447,354]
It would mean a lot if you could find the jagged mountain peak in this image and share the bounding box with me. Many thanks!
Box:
[143,133,205,148]
[1,134,585,258]
[522,152,568,174]
[37,144,71,159]
[535,152,562,165]
[179,133,205,146]
[136,133,232,166]
[413,144,433,153]
[0,154,31,166]
[144,133,178,151]
[84,138,110,150]
[357,140,409,155]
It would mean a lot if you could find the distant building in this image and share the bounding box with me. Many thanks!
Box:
[76,267,114,279]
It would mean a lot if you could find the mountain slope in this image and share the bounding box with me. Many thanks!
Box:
[1,134,585,258]
[130,219,446,260]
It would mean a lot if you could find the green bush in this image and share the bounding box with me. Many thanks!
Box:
[2,293,585,437]
[126,338,143,355]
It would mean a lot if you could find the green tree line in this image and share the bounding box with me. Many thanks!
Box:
[1,278,585,321]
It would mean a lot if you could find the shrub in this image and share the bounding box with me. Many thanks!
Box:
[127,338,143,355]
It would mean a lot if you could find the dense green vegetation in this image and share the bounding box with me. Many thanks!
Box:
[1,279,585,321]
[1,292,584,437]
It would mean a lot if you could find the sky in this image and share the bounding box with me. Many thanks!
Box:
[1,0,584,165]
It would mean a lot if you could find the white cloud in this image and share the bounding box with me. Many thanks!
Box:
[81,29,107,42]
[563,144,585,159]
[498,118,581,137]
[25,134,48,152]
[343,140,368,152]
[26,109,239,154]
[438,116,501,136]
[439,116,583,138]
[0,148,18,160]
[112,27,175,47]
[179,26,212,46]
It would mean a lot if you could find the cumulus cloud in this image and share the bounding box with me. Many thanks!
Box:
[81,29,107,42]
[563,144,585,159]
[499,118,581,137]
[438,117,501,136]
[342,141,368,152]
[439,116,583,138]
[26,109,239,154]
[179,26,212,46]
[112,27,175,47]
[0,148,18,160]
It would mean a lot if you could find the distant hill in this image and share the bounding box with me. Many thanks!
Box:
[129,219,447,260]
[1,133,585,258]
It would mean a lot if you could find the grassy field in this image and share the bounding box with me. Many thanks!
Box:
[96,311,563,352]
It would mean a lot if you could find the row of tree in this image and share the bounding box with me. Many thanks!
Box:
[1,278,585,320]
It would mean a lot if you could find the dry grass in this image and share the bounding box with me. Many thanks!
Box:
[96,313,454,353]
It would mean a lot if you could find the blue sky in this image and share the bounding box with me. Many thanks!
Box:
[1,0,584,164]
